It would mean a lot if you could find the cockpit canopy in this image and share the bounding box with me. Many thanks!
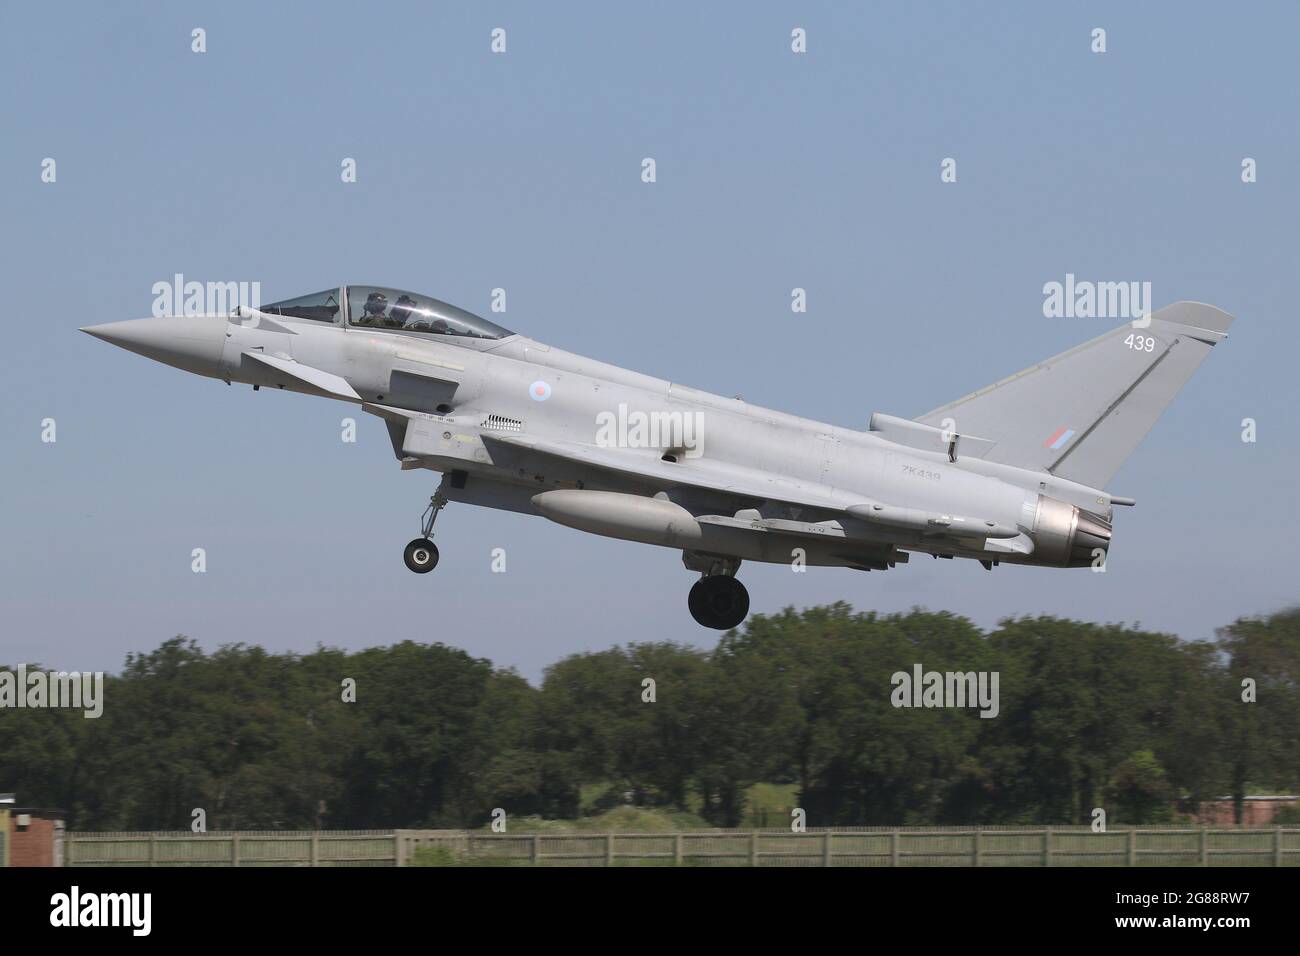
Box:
[258,288,341,323]
[349,285,512,340]
[257,286,513,341]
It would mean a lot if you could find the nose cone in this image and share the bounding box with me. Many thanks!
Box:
[81,316,228,378]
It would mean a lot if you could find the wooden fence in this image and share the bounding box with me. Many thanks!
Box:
[59,826,1300,867]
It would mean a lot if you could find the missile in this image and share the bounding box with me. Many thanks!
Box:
[845,502,1020,539]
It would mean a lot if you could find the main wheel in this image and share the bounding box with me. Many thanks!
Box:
[688,575,750,630]
[403,538,439,573]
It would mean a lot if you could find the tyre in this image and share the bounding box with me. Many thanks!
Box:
[688,575,749,629]
[403,538,439,573]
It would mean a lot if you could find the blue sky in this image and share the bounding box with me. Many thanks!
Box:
[2,1,1297,681]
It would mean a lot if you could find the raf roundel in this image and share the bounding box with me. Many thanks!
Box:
[529,380,552,402]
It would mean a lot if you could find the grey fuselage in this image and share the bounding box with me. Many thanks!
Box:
[116,304,1114,575]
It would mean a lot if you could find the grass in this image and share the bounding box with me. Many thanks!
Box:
[741,782,801,829]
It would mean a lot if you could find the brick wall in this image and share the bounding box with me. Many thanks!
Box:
[9,814,63,867]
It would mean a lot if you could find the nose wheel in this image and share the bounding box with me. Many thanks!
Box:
[403,539,439,573]
[404,483,448,574]
[688,574,750,630]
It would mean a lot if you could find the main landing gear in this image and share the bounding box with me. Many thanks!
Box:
[688,576,750,630]
[684,553,749,630]
[403,483,448,574]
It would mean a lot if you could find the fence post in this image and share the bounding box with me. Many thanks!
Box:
[823,831,833,867]
[1127,829,1137,866]
[1199,827,1207,866]
[606,833,615,867]
[749,832,759,866]
[231,832,241,868]
[674,833,683,867]
[973,829,982,867]
[891,830,900,867]
[1042,827,1052,867]
[1275,827,1283,867]
[532,834,541,865]
[311,831,320,867]
[148,833,156,867]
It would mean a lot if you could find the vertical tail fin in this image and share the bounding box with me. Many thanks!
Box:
[916,302,1234,488]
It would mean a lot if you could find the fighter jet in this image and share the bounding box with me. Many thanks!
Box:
[82,287,1233,629]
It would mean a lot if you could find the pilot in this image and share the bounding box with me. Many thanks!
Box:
[389,294,419,327]
[361,291,388,326]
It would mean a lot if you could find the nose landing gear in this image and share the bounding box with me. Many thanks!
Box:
[403,538,439,573]
[403,483,448,574]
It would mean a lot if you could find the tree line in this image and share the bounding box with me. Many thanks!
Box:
[2,605,1296,830]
